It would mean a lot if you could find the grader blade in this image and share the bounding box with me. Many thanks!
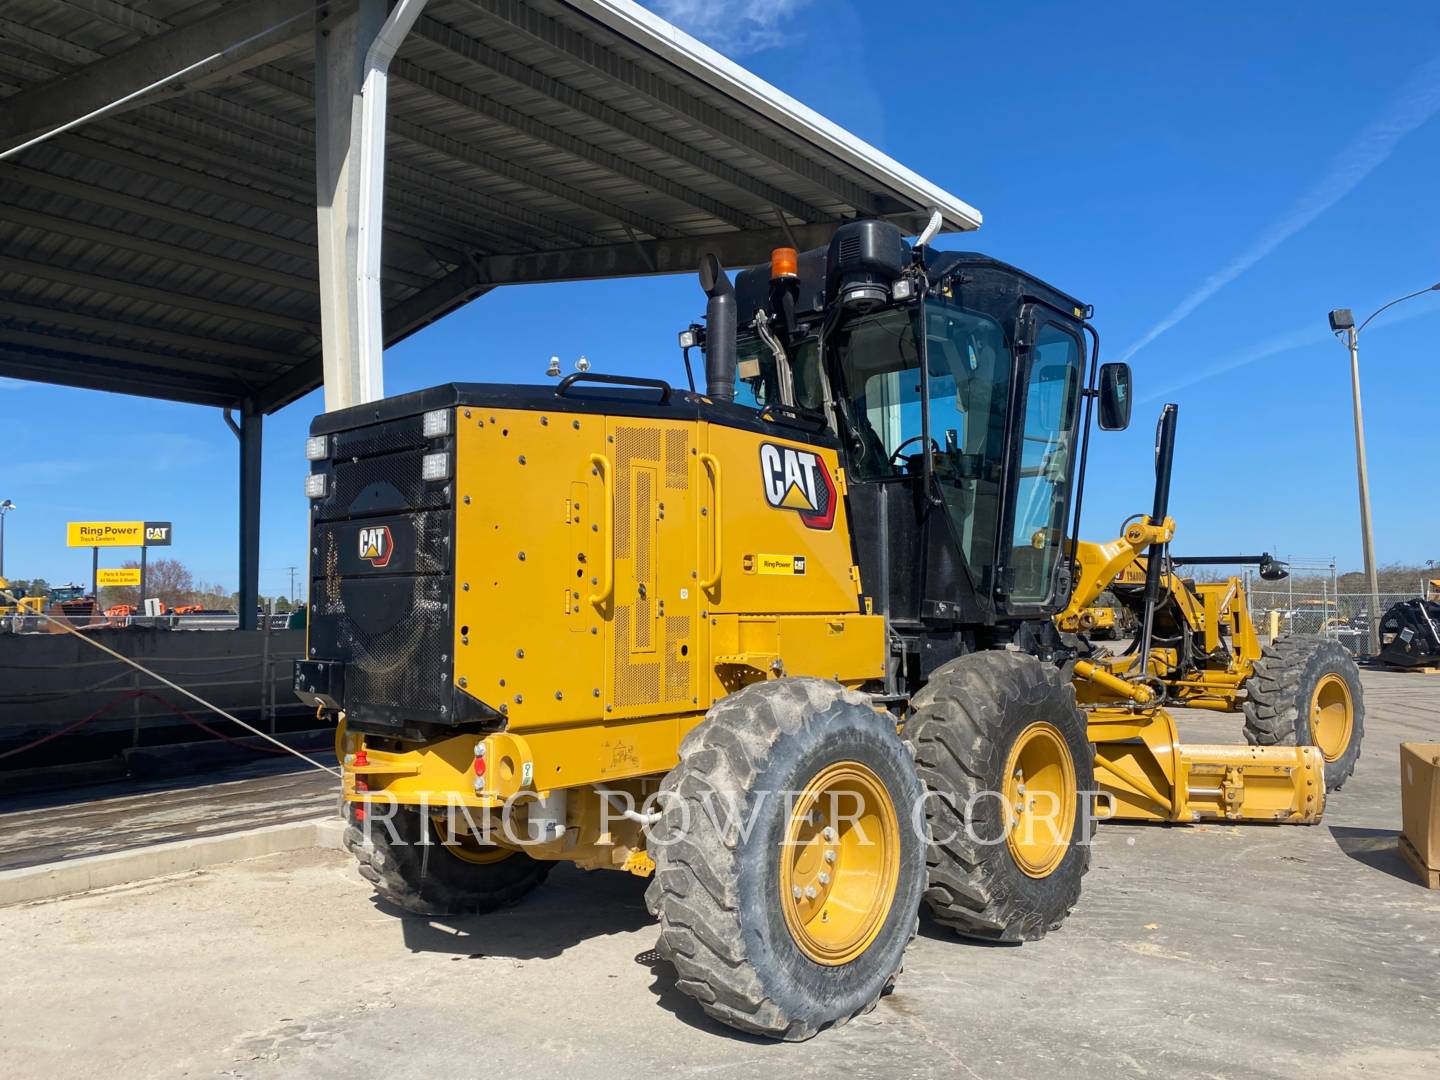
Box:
[1088,706,1325,825]
[1170,743,1325,824]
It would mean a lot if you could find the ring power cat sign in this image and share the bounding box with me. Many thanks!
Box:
[66,521,173,547]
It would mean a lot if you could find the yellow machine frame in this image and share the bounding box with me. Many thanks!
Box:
[1060,518,1324,824]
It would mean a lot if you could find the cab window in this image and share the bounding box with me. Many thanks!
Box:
[833,301,1012,577]
[732,335,821,411]
[1006,322,1083,604]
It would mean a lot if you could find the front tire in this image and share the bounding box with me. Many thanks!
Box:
[1243,636,1364,791]
[910,651,1092,942]
[344,806,551,915]
[646,677,926,1041]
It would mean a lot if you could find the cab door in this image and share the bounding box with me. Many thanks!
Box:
[997,311,1085,614]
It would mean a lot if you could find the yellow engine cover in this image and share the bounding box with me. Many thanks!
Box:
[426,405,882,796]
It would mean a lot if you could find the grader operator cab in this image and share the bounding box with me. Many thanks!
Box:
[297,220,1323,1040]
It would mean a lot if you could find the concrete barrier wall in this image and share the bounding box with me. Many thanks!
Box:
[0,628,310,765]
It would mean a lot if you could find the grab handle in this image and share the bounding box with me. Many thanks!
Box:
[589,453,614,608]
[700,453,722,592]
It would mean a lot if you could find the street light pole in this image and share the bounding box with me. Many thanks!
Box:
[1340,324,1382,656]
[1330,281,1440,657]
[0,500,14,579]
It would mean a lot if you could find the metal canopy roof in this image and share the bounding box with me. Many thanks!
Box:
[0,0,981,413]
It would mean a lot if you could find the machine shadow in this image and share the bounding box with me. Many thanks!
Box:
[1329,825,1426,886]
[386,863,655,961]
[377,860,774,1040]
[634,948,778,1042]
[914,904,1018,946]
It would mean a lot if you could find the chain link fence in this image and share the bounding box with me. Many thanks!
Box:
[1245,589,1431,654]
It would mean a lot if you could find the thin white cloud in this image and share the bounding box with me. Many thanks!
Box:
[1140,290,1440,403]
[1121,52,1440,364]
[649,0,816,54]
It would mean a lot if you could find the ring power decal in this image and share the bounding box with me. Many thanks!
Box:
[755,554,807,575]
[759,442,837,530]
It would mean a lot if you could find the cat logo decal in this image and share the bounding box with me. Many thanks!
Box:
[759,443,836,530]
[358,525,393,568]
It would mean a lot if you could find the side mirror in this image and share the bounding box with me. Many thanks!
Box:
[1096,362,1132,431]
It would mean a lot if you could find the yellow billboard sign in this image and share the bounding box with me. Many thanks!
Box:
[97,568,142,587]
[68,521,143,547]
[67,521,173,547]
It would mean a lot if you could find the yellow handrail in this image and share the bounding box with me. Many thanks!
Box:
[589,453,614,608]
[700,452,722,591]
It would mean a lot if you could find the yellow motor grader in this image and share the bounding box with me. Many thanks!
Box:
[1057,451,1364,794]
[297,222,1328,1041]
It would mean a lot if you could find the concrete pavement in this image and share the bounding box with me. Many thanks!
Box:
[2,667,1437,1078]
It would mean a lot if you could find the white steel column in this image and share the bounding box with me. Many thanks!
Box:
[315,0,381,413]
[353,0,432,401]
[314,0,428,413]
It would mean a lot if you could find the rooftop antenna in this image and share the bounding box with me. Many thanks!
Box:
[545,355,562,377]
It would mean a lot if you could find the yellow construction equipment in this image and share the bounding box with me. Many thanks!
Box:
[1056,600,1118,639]
[297,224,1329,1041]
[1056,440,1364,794]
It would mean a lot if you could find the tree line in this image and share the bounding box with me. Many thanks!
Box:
[6,560,301,612]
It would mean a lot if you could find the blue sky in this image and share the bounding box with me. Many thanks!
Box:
[4,0,1439,596]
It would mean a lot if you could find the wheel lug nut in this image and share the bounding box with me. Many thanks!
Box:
[818,872,830,886]
[792,886,802,899]
[804,885,817,899]
[824,850,836,863]
[822,826,836,841]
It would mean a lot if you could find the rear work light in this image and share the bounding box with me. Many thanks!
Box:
[304,434,330,461]
[421,451,451,481]
[305,472,328,499]
[422,408,452,437]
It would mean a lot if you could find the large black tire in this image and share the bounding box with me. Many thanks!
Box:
[1243,635,1364,792]
[645,677,926,1041]
[343,806,551,915]
[910,651,1092,942]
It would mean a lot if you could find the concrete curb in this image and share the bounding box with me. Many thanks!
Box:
[0,816,347,907]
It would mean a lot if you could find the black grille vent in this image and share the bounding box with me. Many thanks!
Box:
[310,575,451,726]
[315,449,450,523]
[306,415,456,736]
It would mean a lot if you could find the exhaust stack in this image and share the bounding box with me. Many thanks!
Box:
[698,253,736,401]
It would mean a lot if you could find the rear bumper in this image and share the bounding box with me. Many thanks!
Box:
[293,658,506,739]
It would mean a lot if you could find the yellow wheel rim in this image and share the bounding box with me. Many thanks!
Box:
[779,760,900,966]
[1310,674,1354,763]
[1003,722,1077,879]
[429,817,514,865]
